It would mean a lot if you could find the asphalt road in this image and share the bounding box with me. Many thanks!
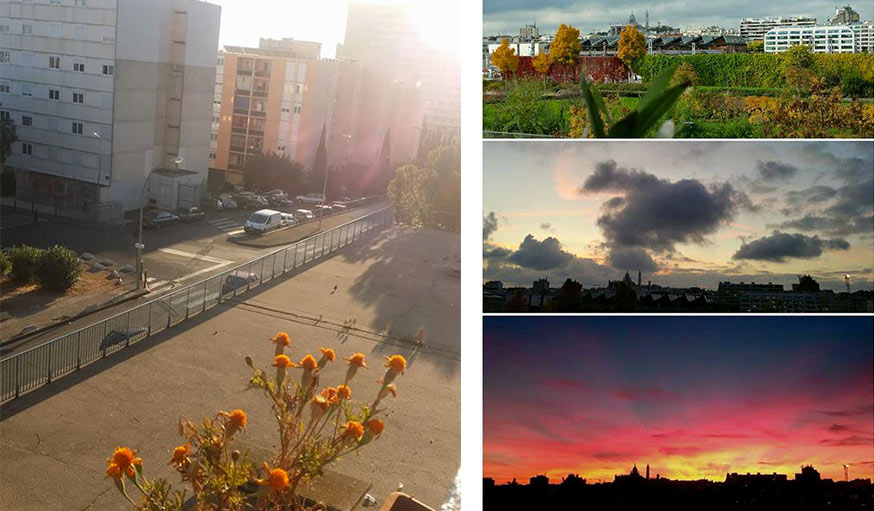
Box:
[0,224,460,511]
[1,202,389,355]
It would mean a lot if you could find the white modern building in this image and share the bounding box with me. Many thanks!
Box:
[740,16,817,41]
[764,24,872,53]
[0,0,220,221]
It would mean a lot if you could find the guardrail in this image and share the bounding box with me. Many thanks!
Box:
[0,206,394,403]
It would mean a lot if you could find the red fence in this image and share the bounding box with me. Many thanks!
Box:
[514,56,629,83]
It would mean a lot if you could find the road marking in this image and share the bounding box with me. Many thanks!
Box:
[227,229,244,235]
[156,247,235,284]
[1,212,47,231]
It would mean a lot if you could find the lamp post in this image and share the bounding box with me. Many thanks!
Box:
[136,156,183,289]
[317,150,331,231]
[92,132,104,185]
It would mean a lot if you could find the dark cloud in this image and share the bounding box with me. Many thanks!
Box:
[484,211,498,240]
[606,247,658,273]
[732,231,850,263]
[579,160,743,253]
[820,436,873,447]
[755,160,799,182]
[784,185,837,211]
[540,222,553,231]
[819,404,874,417]
[828,423,849,432]
[775,214,874,236]
[484,245,512,260]
[507,234,575,270]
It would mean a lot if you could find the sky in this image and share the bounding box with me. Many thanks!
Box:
[483,141,874,292]
[483,0,874,35]
[483,316,874,484]
[208,0,460,58]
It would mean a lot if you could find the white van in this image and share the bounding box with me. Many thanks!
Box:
[244,209,282,235]
[295,209,315,221]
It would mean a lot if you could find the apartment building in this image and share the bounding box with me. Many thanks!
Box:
[764,24,871,53]
[0,0,220,220]
[740,16,817,41]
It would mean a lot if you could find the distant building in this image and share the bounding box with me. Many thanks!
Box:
[717,281,784,309]
[561,474,587,487]
[532,278,550,293]
[483,477,496,489]
[484,280,504,291]
[726,472,789,484]
[796,465,822,483]
[764,24,869,53]
[740,16,817,41]
[520,23,539,41]
[828,5,861,25]
[529,474,549,487]
[609,12,643,37]
[1,0,221,220]
[615,464,646,482]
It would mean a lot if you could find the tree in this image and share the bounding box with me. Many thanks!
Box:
[241,151,304,194]
[491,38,519,80]
[504,290,528,312]
[1,119,18,166]
[387,140,460,230]
[611,281,638,312]
[795,274,821,293]
[549,278,582,311]
[781,45,820,93]
[387,163,433,227]
[746,40,764,53]
[618,25,646,72]
[671,61,699,87]
[551,24,581,66]
[532,52,552,89]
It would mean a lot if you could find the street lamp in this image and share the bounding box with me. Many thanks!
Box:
[136,155,183,289]
[92,132,104,185]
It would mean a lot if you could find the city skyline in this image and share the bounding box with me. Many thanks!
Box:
[483,141,874,293]
[483,317,874,484]
[483,0,874,36]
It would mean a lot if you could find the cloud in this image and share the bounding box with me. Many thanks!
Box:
[756,160,799,182]
[579,160,744,254]
[484,245,512,260]
[605,247,657,273]
[732,231,850,263]
[819,404,874,417]
[828,423,849,432]
[484,211,499,240]
[775,214,874,236]
[540,222,554,231]
[507,234,575,270]
[820,436,873,447]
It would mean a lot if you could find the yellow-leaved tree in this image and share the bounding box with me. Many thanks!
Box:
[531,52,552,89]
[550,24,581,82]
[617,25,646,74]
[491,38,519,81]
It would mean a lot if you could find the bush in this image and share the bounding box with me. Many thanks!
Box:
[0,251,10,277]
[841,72,871,98]
[7,245,42,283]
[34,245,82,291]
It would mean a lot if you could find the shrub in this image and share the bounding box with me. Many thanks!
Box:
[34,244,82,291]
[841,72,871,98]
[0,251,10,277]
[671,61,699,87]
[7,245,42,283]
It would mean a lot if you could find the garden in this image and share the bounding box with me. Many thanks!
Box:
[484,42,874,138]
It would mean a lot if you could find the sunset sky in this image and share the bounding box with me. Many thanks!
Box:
[483,316,874,484]
[483,141,874,292]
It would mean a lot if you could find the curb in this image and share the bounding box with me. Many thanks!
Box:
[229,226,323,249]
[0,288,150,349]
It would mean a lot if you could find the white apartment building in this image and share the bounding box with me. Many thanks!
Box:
[764,24,870,53]
[740,16,817,41]
[0,0,220,221]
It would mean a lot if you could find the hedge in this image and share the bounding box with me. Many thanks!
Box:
[34,245,82,291]
[635,53,873,95]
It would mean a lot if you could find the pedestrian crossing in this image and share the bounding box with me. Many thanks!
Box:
[146,276,173,294]
[0,211,47,231]
[207,217,243,235]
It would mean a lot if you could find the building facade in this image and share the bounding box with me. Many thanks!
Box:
[828,5,861,25]
[740,16,817,41]
[764,24,871,53]
[1,0,220,220]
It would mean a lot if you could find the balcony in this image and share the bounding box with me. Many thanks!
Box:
[230,145,246,153]
[254,68,271,77]
[250,110,266,117]
[234,88,251,96]
[231,126,247,135]
[252,89,269,98]
[248,129,264,137]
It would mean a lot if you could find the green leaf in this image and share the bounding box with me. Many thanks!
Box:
[580,79,605,138]
[627,83,688,137]
[590,85,612,124]
[637,63,678,113]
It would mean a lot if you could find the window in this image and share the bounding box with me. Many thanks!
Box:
[209,152,216,159]
[295,84,303,94]
[50,0,61,4]
[0,111,9,121]
[49,89,60,100]
[75,0,88,5]
[0,51,8,63]
[49,56,61,69]
[22,143,33,155]
[73,62,86,72]
[72,122,83,134]
[210,133,218,141]
[0,25,9,34]
[102,64,114,75]
[293,105,301,114]
[22,24,33,35]
[22,115,32,126]
[0,83,9,94]
[73,92,84,103]
[21,83,33,97]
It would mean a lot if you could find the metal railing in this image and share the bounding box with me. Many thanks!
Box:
[0,206,394,403]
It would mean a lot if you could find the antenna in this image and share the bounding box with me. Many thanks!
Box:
[843,464,849,482]
[843,274,851,293]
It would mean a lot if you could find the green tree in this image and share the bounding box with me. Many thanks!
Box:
[795,274,821,293]
[491,38,519,80]
[241,151,304,195]
[782,45,820,93]
[1,119,18,166]
[618,25,646,72]
[746,40,764,53]
[387,163,433,227]
[611,281,638,312]
[549,278,582,311]
[671,61,699,87]
[427,139,461,231]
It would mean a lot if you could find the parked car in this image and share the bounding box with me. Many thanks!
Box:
[244,209,283,235]
[268,195,295,207]
[218,194,238,209]
[221,270,259,294]
[331,202,348,210]
[238,194,269,210]
[295,193,325,204]
[280,213,298,227]
[265,189,287,198]
[176,206,205,223]
[295,209,315,221]
[204,196,223,211]
[142,210,180,229]
[314,204,333,215]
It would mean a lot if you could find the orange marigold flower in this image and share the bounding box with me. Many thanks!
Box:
[311,394,330,411]
[300,354,318,371]
[384,355,406,374]
[273,354,294,368]
[378,383,398,400]
[266,467,290,491]
[365,418,384,436]
[228,409,247,430]
[345,353,367,367]
[271,332,291,347]
[321,387,339,404]
[320,347,336,361]
[169,443,190,465]
[337,384,352,400]
[342,421,365,441]
[105,447,141,479]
